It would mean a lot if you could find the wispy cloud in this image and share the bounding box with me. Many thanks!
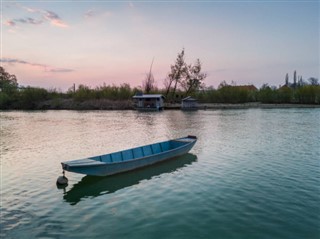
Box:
[0,58,74,73]
[5,4,68,28]
[10,17,43,26]
[43,10,68,28]
[84,8,97,19]
[84,8,112,20]
[5,20,16,27]
[49,68,74,73]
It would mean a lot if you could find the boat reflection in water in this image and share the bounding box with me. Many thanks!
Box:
[63,153,197,205]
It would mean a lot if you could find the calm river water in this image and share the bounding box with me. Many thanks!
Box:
[1,109,319,239]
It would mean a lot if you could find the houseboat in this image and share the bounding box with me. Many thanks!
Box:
[133,94,165,111]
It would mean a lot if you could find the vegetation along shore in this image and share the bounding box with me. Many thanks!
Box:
[1,50,319,110]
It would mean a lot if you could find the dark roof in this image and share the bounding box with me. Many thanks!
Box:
[232,85,258,91]
[182,96,197,102]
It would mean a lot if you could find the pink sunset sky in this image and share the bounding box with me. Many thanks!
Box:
[1,1,319,91]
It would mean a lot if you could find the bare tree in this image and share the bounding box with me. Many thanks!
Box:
[143,58,156,94]
[163,77,172,94]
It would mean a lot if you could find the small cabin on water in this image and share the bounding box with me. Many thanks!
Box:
[181,96,198,110]
[132,94,165,111]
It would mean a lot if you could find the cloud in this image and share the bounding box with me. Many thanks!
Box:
[5,20,16,26]
[84,8,112,19]
[20,5,39,13]
[13,17,43,25]
[0,58,45,67]
[84,9,97,19]
[0,58,74,73]
[43,10,68,27]
[49,68,74,73]
[5,4,68,28]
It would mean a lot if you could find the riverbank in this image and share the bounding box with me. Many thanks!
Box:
[5,98,319,110]
[165,102,320,110]
[37,99,134,110]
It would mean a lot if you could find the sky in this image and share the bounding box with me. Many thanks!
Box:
[1,0,319,91]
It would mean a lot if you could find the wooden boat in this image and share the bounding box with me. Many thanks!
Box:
[61,136,197,176]
[64,154,197,205]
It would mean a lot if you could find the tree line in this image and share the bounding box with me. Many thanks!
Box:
[194,82,320,104]
[1,51,319,109]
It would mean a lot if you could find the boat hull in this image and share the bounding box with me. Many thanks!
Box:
[62,136,197,176]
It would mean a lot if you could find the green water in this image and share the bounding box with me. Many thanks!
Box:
[1,109,319,238]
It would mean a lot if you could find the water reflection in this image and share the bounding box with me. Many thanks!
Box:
[134,111,159,126]
[63,153,197,205]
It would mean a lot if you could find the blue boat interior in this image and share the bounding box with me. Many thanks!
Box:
[89,139,189,163]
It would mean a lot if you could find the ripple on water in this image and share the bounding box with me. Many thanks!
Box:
[1,109,320,239]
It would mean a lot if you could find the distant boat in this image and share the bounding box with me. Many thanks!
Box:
[61,136,197,176]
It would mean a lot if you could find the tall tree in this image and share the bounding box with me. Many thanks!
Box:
[165,49,187,98]
[298,76,306,87]
[181,59,207,94]
[285,73,289,86]
[293,70,297,88]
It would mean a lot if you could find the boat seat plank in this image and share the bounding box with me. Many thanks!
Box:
[111,152,122,162]
[133,147,144,159]
[161,142,171,151]
[101,154,112,163]
[122,149,134,161]
[151,143,162,154]
[142,145,152,156]
[159,143,163,152]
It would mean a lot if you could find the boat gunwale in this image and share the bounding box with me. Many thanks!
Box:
[62,137,197,168]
